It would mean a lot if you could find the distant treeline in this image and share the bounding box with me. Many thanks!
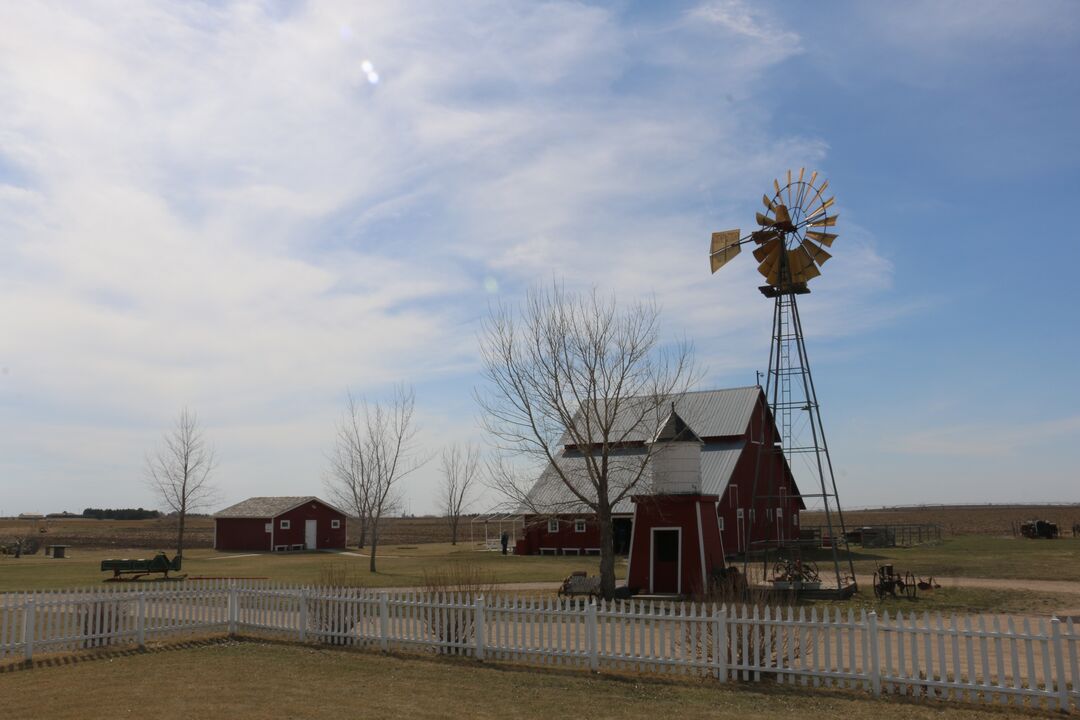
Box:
[81,508,162,520]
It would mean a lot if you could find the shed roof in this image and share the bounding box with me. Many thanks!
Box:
[214,496,343,519]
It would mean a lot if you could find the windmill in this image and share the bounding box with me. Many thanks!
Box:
[709,169,857,597]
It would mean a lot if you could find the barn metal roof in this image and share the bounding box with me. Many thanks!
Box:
[214,496,343,519]
[562,387,761,446]
[524,441,746,515]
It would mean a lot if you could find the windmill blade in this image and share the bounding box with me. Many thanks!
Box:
[762,194,776,211]
[793,167,807,207]
[753,237,781,262]
[757,244,782,279]
[785,169,793,205]
[710,243,741,273]
[803,196,836,222]
[801,238,833,265]
[710,229,741,255]
[806,230,838,247]
[809,214,838,228]
[774,178,782,196]
[755,211,775,227]
[773,204,791,225]
[787,245,813,278]
[804,178,830,210]
[793,262,821,283]
[751,229,779,244]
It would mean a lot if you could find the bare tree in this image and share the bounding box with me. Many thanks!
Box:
[476,283,695,599]
[145,408,217,559]
[325,392,372,549]
[440,443,480,545]
[325,385,425,572]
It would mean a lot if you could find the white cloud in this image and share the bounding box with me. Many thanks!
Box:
[0,1,895,514]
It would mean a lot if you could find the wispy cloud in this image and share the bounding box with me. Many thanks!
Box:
[0,1,897,512]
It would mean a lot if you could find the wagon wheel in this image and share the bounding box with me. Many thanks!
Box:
[872,571,883,599]
[904,572,917,599]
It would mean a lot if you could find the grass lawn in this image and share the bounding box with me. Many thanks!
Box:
[0,542,615,592]
[841,536,1080,583]
[0,639,1057,720]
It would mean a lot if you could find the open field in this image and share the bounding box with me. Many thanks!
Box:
[0,515,458,550]
[4,538,1080,617]
[0,542,611,593]
[803,505,1080,537]
[0,638,1058,720]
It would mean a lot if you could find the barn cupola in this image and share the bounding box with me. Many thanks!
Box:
[649,404,704,494]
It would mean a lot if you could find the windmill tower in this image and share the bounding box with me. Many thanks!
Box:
[708,169,856,596]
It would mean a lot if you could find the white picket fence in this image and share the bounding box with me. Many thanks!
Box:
[1,580,1077,712]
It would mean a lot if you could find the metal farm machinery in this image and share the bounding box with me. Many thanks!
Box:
[872,564,917,600]
[101,552,184,581]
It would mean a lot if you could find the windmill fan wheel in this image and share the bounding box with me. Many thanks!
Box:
[708,168,840,294]
[753,169,838,290]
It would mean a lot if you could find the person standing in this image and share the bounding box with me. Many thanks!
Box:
[500,531,509,555]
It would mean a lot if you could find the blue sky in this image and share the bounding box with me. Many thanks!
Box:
[1,0,1078,516]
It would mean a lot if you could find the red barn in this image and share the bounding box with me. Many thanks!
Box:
[515,386,805,563]
[213,496,348,552]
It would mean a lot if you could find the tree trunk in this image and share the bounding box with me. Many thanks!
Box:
[368,526,378,572]
[597,504,616,600]
[176,510,186,559]
[450,517,458,545]
[356,514,367,549]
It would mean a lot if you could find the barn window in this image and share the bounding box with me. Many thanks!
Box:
[793,513,799,527]
[776,507,783,519]
[280,519,291,530]
[736,508,744,519]
[574,520,586,533]
[718,516,725,531]
[548,519,559,533]
[331,519,341,529]
[264,523,272,533]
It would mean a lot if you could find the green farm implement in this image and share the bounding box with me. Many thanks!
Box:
[100,552,184,581]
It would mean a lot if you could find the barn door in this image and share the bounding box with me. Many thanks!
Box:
[305,519,317,550]
[651,529,680,594]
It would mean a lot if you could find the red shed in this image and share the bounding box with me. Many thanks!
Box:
[213,496,348,552]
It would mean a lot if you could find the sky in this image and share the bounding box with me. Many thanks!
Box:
[1,0,1078,517]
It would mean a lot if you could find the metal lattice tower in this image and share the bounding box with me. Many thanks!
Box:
[708,168,857,596]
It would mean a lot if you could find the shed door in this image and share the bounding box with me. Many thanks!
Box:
[651,529,680,594]
[305,519,317,550]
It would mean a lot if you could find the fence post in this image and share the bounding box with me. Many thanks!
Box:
[299,589,308,643]
[1051,617,1069,713]
[868,611,881,697]
[587,601,599,672]
[137,593,146,649]
[475,595,486,661]
[379,593,390,653]
[715,606,727,682]
[228,581,238,636]
[23,600,35,662]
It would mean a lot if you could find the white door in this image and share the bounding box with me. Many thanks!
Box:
[305,519,317,550]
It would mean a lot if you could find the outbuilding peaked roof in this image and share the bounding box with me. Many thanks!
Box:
[652,405,703,444]
[214,496,343,519]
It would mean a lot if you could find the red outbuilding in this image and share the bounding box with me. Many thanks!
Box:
[515,386,805,573]
[213,496,348,552]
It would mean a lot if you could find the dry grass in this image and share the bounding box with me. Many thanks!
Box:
[0,515,458,550]
[802,504,1080,537]
[0,639,1057,720]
